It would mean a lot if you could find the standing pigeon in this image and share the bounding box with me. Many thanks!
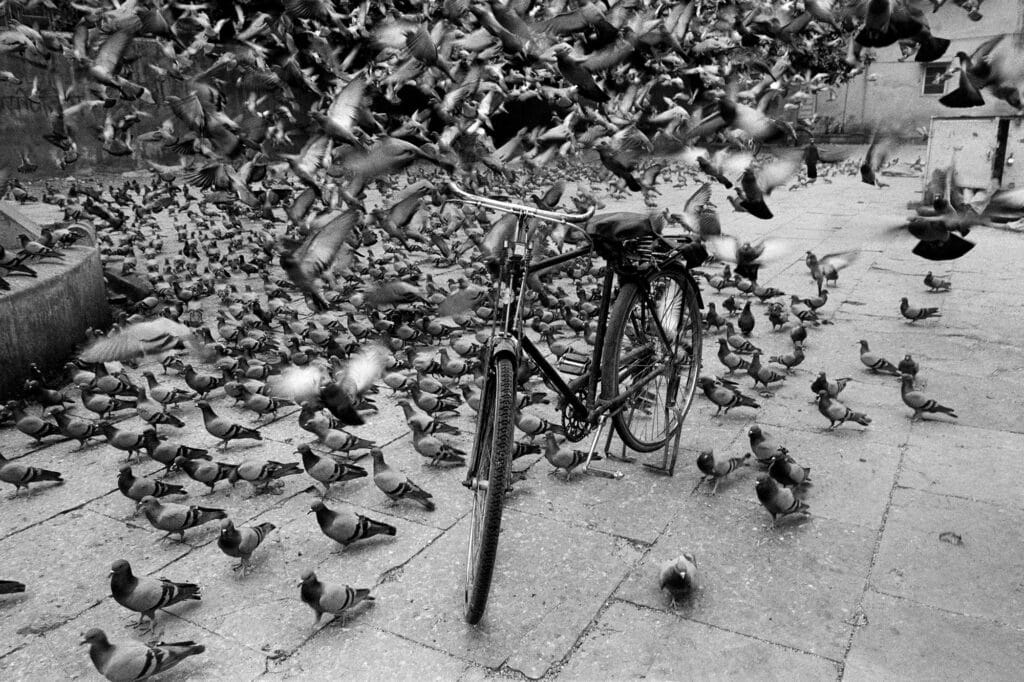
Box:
[82,628,204,682]
[138,496,226,541]
[174,456,237,493]
[755,476,810,527]
[299,569,374,627]
[0,451,63,495]
[117,466,186,503]
[816,391,872,430]
[109,559,200,631]
[693,450,750,495]
[299,444,368,496]
[370,449,435,510]
[659,554,700,606]
[543,431,589,481]
[196,401,262,448]
[217,519,276,574]
[859,340,901,375]
[900,374,958,421]
[698,376,759,416]
[309,500,397,549]
[747,425,788,465]
[900,297,941,322]
[229,459,303,493]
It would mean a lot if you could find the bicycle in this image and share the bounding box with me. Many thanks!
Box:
[444,182,706,625]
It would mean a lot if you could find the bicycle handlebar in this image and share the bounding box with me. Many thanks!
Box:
[444,181,596,225]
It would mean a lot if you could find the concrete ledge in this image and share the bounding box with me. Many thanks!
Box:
[0,201,40,249]
[0,207,109,398]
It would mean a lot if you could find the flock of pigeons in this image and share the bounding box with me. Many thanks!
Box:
[0,0,1016,679]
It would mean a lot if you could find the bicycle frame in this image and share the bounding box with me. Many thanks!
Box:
[448,182,695,457]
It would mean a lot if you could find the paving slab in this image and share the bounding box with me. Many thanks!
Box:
[0,509,190,657]
[615,501,874,661]
[559,601,840,680]
[264,626,477,681]
[871,487,1024,628]
[361,509,642,679]
[844,591,1024,682]
[899,426,1024,509]
[0,598,266,681]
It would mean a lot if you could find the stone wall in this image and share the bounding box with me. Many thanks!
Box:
[0,202,109,398]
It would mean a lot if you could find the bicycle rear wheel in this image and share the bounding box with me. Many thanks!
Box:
[464,355,515,624]
[601,266,702,452]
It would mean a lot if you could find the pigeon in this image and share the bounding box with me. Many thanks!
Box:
[82,628,204,682]
[299,569,374,627]
[900,374,958,421]
[693,450,751,494]
[138,496,226,541]
[279,209,358,311]
[723,322,761,354]
[858,340,901,375]
[900,297,941,322]
[737,301,756,335]
[805,251,856,291]
[371,449,435,510]
[767,456,811,488]
[109,559,200,631]
[755,476,810,527]
[314,344,388,426]
[217,519,276,574]
[8,402,62,441]
[0,451,63,495]
[228,459,303,493]
[923,271,952,292]
[543,432,589,481]
[717,338,751,374]
[309,500,397,549]
[898,354,920,378]
[816,391,872,430]
[78,318,195,364]
[747,353,786,393]
[769,347,805,372]
[50,407,104,448]
[698,376,759,416]
[141,371,196,409]
[659,553,700,606]
[810,373,849,399]
[410,424,467,466]
[183,365,225,398]
[196,401,262,448]
[117,466,186,503]
[174,456,237,493]
[298,444,368,496]
[747,425,788,465]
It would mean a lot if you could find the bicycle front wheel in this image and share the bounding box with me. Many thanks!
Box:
[464,355,515,624]
[601,266,702,452]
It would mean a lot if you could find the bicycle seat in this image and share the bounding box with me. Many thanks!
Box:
[586,212,657,242]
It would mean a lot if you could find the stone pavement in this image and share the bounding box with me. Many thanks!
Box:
[1,169,1023,681]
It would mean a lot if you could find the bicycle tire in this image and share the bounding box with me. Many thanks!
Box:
[601,266,702,453]
[464,355,516,624]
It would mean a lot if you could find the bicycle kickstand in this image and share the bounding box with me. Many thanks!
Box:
[603,418,635,463]
[643,405,684,477]
[584,417,624,480]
